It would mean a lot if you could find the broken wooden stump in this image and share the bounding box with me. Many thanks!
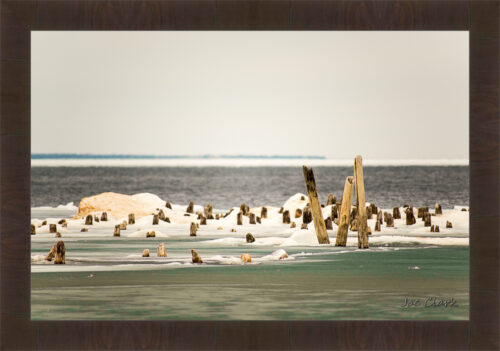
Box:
[157,243,167,257]
[350,218,358,231]
[282,210,291,224]
[240,203,249,216]
[366,226,372,235]
[165,201,172,209]
[370,203,378,215]
[113,225,121,237]
[331,204,338,220]
[55,232,62,238]
[405,207,416,225]
[354,155,369,249]
[393,207,401,219]
[190,222,197,236]
[302,166,330,244]
[85,215,93,225]
[128,213,135,224]
[366,206,373,219]
[325,217,333,230]
[377,210,383,224]
[423,212,432,227]
[204,204,214,219]
[81,228,88,232]
[386,213,394,227]
[435,203,442,215]
[302,205,312,224]
[120,221,127,230]
[278,206,284,214]
[240,253,252,263]
[301,223,308,230]
[31,224,36,235]
[100,212,108,221]
[191,249,203,263]
[430,224,435,232]
[152,214,159,225]
[446,221,453,228]
[49,224,57,233]
[54,241,65,264]
[261,207,268,219]
[326,193,335,206]
[374,220,381,232]
[146,231,156,238]
[249,213,256,224]
[435,225,440,232]
[142,249,150,257]
[94,215,100,223]
[158,209,166,221]
[290,222,296,228]
[45,244,57,261]
[246,233,255,243]
[417,206,429,218]
[230,228,236,233]
[336,176,354,247]
[186,201,194,214]
[256,216,261,224]
[294,208,303,218]
[237,212,243,225]
[200,215,207,225]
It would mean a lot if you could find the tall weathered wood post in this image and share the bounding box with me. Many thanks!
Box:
[302,166,329,244]
[354,155,369,249]
[335,176,353,246]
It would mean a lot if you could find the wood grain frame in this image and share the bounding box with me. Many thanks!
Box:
[1,1,498,349]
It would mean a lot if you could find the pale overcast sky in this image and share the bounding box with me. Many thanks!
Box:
[32,31,468,159]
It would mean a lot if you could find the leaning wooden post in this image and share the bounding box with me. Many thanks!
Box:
[335,176,353,246]
[302,166,329,244]
[354,155,369,249]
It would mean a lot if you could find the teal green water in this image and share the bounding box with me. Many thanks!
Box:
[32,246,468,320]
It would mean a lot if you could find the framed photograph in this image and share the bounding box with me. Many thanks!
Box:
[1,1,498,349]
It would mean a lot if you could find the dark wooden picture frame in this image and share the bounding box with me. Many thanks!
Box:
[1,1,498,349]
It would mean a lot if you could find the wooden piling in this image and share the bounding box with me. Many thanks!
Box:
[377,210,383,224]
[85,215,93,225]
[435,225,440,232]
[186,201,194,214]
[435,203,442,215]
[246,233,255,243]
[191,249,203,263]
[366,206,373,219]
[256,216,261,224]
[146,231,156,238]
[153,214,159,225]
[31,224,36,235]
[249,213,256,224]
[157,243,167,257]
[45,244,57,261]
[405,207,416,225]
[142,249,150,257]
[446,221,453,228]
[200,215,207,225]
[158,209,166,221]
[261,207,268,219]
[386,213,394,227]
[290,222,296,228]
[393,207,401,219]
[302,166,330,244]
[120,220,127,230]
[94,215,99,222]
[294,208,303,218]
[190,222,197,236]
[165,201,172,209]
[301,223,308,230]
[113,224,121,237]
[302,205,312,224]
[54,241,65,264]
[237,212,243,225]
[128,213,135,224]
[55,232,62,238]
[325,217,333,230]
[331,204,338,220]
[282,210,291,224]
[326,194,335,206]
[278,207,284,214]
[240,203,249,216]
[335,176,354,247]
[354,156,369,249]
[100,212,108,221]
[423,212,432,227]
[374,220,381,232]
[49,224,57,233]
[204,204,214,219]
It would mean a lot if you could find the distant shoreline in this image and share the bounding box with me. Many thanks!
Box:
[31,157,469,167]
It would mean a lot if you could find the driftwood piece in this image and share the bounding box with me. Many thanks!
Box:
[113,225,121,237]
[336,176,354,247]
[191,249,203,263]
[85,215,93,225]
[237,212,243,225]
[354,156,369,249]
[282,210,291,224]
[128,213,135,224]
[157,243,167,257]
[246,233,255,243]
[261,207,268,219]
[302,166,329,244]
[240,253,252,263]
[249,213,256,224]
[302,205,312,224]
